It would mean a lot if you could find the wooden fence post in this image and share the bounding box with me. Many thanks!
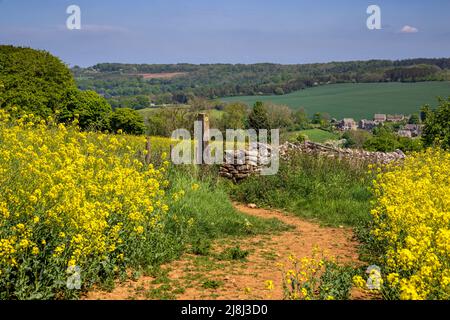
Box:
[196,113,210,165]
[145,136,151,165]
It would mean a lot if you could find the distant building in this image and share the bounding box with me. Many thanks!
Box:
[338,118,357,131]
[386,114,405,122]
[359,119,377,131]
[403,124,423,137]
[374,114,387,123]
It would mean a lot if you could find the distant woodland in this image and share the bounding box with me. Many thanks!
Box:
[72,59,450,108]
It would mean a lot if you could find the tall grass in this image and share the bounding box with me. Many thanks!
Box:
[227,150,372,227]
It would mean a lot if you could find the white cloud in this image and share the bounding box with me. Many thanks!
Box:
[400,25,419,33]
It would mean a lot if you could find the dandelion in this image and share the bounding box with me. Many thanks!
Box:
[265,280,274,290]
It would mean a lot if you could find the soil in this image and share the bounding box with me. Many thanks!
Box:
[138,72,187,79]
[85,204,367,300]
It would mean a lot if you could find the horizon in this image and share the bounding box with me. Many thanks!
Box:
[1,0,450,67]
[76,56,450,68]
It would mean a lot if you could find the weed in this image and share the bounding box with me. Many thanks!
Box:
[202,280,223,290]
[218,246,249,261]
[191,238,212,256]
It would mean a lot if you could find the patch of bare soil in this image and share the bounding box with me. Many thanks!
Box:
[85,204,363,300]
[138,72,188,79]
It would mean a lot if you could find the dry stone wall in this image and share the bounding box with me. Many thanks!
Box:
[219,141,406,182]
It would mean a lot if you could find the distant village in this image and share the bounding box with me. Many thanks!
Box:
[335,114,423,138]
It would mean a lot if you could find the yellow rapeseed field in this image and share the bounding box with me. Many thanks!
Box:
[0,109,181,299]
[370,149,450,300]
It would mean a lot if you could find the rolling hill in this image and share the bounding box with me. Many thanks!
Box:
[221,82,450,120]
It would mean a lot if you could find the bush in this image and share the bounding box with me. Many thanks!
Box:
[109,108,146,135]
[343,130,372,149]
[59,89,112,131]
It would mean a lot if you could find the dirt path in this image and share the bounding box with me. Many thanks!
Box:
[85,204,361,300]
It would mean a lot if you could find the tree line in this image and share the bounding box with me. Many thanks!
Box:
[73,59,450,108]
[1,45,449,151]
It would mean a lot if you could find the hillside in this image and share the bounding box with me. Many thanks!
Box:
[72,59,450,108]
[222,82,450,120]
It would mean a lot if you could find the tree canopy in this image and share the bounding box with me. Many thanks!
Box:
[422,97,450,149]
[109,108,146,135]
[0,45,76,116]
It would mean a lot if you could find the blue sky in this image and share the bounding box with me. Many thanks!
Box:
[1,0,449,66]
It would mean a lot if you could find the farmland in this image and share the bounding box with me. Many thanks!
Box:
[222,82,450,120]
[2,44,450,301]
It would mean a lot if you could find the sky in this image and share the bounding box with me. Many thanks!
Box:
[1,0,449,67]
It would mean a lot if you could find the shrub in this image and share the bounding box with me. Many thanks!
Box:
[109,107,146,135]
[59,88,112,131]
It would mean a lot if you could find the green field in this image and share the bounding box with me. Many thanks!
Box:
[222,82,450,120]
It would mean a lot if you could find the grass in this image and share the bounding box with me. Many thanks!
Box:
[226,151,373,227]
[222,82,450,120]
[283,129,339,143]
[202,280,223,290]
[217,246,250,261]
[168,167,290,239]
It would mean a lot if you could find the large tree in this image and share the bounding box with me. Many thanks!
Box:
[221,102,248,130]
[247,101,270,134]
[0,45,76,117]
[265,103,293,130]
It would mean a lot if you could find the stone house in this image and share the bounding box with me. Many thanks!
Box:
[374,114,387,124]
[338,118,357,131]
[386,114,405,122]
[359,119,377,131]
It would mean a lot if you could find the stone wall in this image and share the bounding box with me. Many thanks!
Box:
[219,149,267,182]
[280,141,406,164]
[219,141,406,182]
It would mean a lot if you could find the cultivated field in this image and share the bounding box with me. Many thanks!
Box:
[138,72,188,79]
[222,82,450,120]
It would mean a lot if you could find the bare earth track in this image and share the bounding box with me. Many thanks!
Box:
[85,204,363,300]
